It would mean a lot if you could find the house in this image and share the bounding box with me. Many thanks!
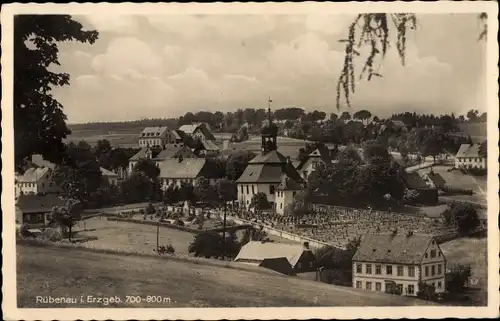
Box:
[138,126,179,149]
[16,167,59,196]
[352,233,446,297]
[421,170,446,190]
[158,157,220,189]
[178,122,216,142]
[31,154,56,169]
[295,146,333,180]
[197,139,220,156]
[455,144,486,169]
[236,109,304,209]
[16,194,67,228]
[152,145,196,165]
[275,175,303,215]
[234,241,317,275]
[128,146,162,173]
[100,167,118,186]
[402,172,438,205]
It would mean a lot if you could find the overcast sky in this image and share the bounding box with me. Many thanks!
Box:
[49,14,487,123]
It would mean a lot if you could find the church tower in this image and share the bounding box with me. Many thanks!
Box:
[261,98,278,154]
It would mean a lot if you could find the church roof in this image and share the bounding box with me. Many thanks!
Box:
[236,152,304,184]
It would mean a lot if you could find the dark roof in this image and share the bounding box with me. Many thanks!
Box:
[17,167,51,182]
[129,148,148,161]
[352,234,434,264]
[261,119,278,136]
[276,176,303,191]
[456,144,481,158]
[426,171,446,186]
[16,194,67,214]
[249,150,288,164]
[201,139,219,151]
[159,158,218,179]
[402,172,432,190]
[139,126,169,138]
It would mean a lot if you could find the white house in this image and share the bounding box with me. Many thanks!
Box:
[158,157,220,189]
[236,109,304,209]
[138,127,180,149]
[178,122,216,142]
[275,175,303,215]
[100,167,119,186]
[352,233,446,297]
[16,167,59,196]
[295,146,333,180]
[455,143,486,169]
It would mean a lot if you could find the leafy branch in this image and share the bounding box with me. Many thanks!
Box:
[336,13,417,110]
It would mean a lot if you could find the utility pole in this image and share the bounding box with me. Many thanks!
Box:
[156,222,160,253]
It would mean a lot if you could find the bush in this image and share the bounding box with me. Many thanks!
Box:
[403,189,420,204]
[444,203,480,235]
[41,228,63,242]
[175,219,185,226]
[446,263,472,293]
[417,282,436,300]
[146,202,156,214]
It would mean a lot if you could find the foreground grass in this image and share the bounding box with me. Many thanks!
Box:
[17,245,435,308]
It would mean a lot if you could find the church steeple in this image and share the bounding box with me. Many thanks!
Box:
[260,97,278,154]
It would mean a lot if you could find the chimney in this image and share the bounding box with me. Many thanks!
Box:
[303,242,309,250]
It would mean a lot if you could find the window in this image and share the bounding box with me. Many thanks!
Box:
[309,262,314,268]
[356,281,362,289]
[425,252,428,258]
[375,282,382,292]
[365,264,372,274]
[251,185,255,194]
[397,266,404,276]
[375,265,381,275]
[425,266,429,277]
[240,186,244,194]
[438,264,442,275]
[269,185,275,195]
[437,281,442,289]
[356,264,362,273]
[293,191,296,197]
[431,265,435,276]
[430,250,437,258]
[386,265,393,275]
[408,266,415,277]
[438,251,441,257]
[408,284,415,295]
[280,203,282,209]
[366,282,372,290]
[246,185,249,194]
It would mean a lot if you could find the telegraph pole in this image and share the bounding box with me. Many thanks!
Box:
[222,200,227,260]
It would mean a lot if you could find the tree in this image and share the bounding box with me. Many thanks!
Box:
[362,140,390,162]
[14,15,99,170]
[50,199,82,242]
[446,263,472,292]
[373,116,380,123]
[194,176,217,204]
[336,13,486,110]
[250,192,271,212]
[93,139,112,157]
[443,203,480,235]
[225,150,256,181]
[330,113,338,122]
[53,142,102,205]
[188,232,222,258]
[214,178,237,203]
[120,172,153,204]
[340,111,351,122]
[163,184,180,205]
[417,282,436,300]
[179,181,196,205]
[466,109,480,122]
[133,159,160,181]
[353,110,372,125]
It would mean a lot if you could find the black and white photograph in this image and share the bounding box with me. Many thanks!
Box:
[1,2,498,320]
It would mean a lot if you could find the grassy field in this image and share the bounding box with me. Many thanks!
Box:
[440,236,488,306]
[17,245,437,308]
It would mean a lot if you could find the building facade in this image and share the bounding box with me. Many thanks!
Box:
[352,233,446,297]
[138,126,178,149]
[275,176,302,215]
[16,167,59,196]
[455,143,486,169]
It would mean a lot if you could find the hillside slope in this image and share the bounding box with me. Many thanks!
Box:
[17,245,436,308]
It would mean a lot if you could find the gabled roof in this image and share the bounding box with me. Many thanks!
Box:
[16,194,67,214]
[352,234,435,264]
[456,144,482,158]
[100,167,118,177]
[152,146,186,160]
[425,171,446,186]
[129,148,148,161]
[31,154,56,169]
[402,172,432,190]
[178,123,216,140]
[17,167,51,183]
[139,126,169,138]
[159,158,217,179]
[235,241,310,268]
[201,139,219,151]
[171,129,182,140]
[237,152,304,184]
[276,175,303,191]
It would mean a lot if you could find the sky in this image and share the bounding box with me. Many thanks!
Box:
[48,14,487,123]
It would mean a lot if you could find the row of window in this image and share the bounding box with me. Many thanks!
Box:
[163,178,195,186]
[18,182,53,188]
[425,249,441,259]
[458,158,483,163]
[355,281,442,293]
[356,263,415,277]
[424,264,443,277]
[240,185,276,195]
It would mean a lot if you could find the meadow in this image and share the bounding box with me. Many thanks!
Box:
[17,244,436,308]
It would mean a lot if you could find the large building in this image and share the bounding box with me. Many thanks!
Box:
[158,157,220,189]
[455,143,486,170]
[352,233,446,297]
[236,109,304,209]
[138,126,181,149]
[16,167,59,197]
[178,122,216,142]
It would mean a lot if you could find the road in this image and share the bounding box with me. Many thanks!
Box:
[17,245,436,308]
